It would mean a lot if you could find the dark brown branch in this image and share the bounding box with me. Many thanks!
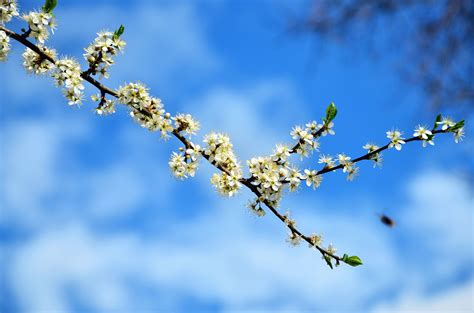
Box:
[2,24,456,267]
[2,24,342,264]
[316,129,448,176]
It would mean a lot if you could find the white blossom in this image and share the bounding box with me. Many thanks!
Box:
[454,128,465,143]
[322,121,335,136]
[0,0,19,24]
[436,116,456,131]
[287,166,302,192]
[203,133,240,170]
[92,94,116,115]
[290,125,319,158]
[52,57,84,105]
[326,243,337,256]
[363,143,383,167]
[184,143,202,162]
[291,126,312,143]
[204,133,242,196]
[272,144,291,162]
[287,232,301,246]
[247,199,266,217]
[173,113,200,136]
[118,82,151,109]
[83,31,125,78]
[0,30,10,61]
[248,156,286,203]
[210,171,241,197]
[168,152,188,179]
[303,169,322,189]
[362,143,379,152]
[118,83,173,138]
[413,125,434,147]
[318,154,335,168]
[22,10,56,44]
[337,153,351,165]
[305,120,322,133]
[386,130,405,151]
[22,46,56,74]
[337,154,358,180]
[346,164,359,181]
[309,233,323,248]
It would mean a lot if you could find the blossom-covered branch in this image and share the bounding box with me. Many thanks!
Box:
[0,0,465,269]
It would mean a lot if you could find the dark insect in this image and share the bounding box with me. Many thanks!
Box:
[379,214,396,228]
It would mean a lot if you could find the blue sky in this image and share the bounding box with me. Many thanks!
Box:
[0,0,473,312]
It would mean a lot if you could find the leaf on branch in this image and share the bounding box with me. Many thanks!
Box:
[113,25,125,40]
[450,120,465,132]
[433,114,442,130]
[42,0,57,13]
[342,254,363,267]
[323,102,337,125]
[324,254,334,269]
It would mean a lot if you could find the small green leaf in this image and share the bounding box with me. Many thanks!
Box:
[342,254,363,267]
[113,25,125,40]
[324,255,334,269]
[42,0,57,13]
[450,120,465,132]
[323,102,337,124]
[433,114,442,129]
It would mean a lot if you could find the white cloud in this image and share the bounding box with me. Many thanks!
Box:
[7,207,392,312]
[374,280,473,313]
[2,2,219,106]
[53,3,219,87]
[398,170,473,282]
[6,167,471,312]
[0,115,173,230]
[189,80,308,161]
[1,117,90,227]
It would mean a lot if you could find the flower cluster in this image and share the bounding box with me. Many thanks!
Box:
[338,153,358,181]
[22,46,55,74]
[247,199,266,217]
[169,138,202,179]
[168,146,201,179]
[1,2,467,269]
[169,152,187,179]
[309,233,323,248]
[204,133,242,196]
[173,113,200,137]
[272,144,291,162]
[210,171,241,197]
[287,231,301,246]
[0,30,10,60]
[117,82,150,109]
[362,143,382,167]
[51,57,84,105]
[436,116,465,143]
[0,0,19,24]
[117,82,173,138]
[437,117,456,130]
[386,130,405,151]
[248,155,305,206]
[453,128,465,143]
[83,31,125,78]
[21,10,55,44]
[318,154,335,168]
[91,94,116,115]
[413,125,433,147]
[248,157,285,204]
[290,124,320,158]
[303,169,322,189]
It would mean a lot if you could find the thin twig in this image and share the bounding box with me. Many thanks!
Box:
[1,24,455,266]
